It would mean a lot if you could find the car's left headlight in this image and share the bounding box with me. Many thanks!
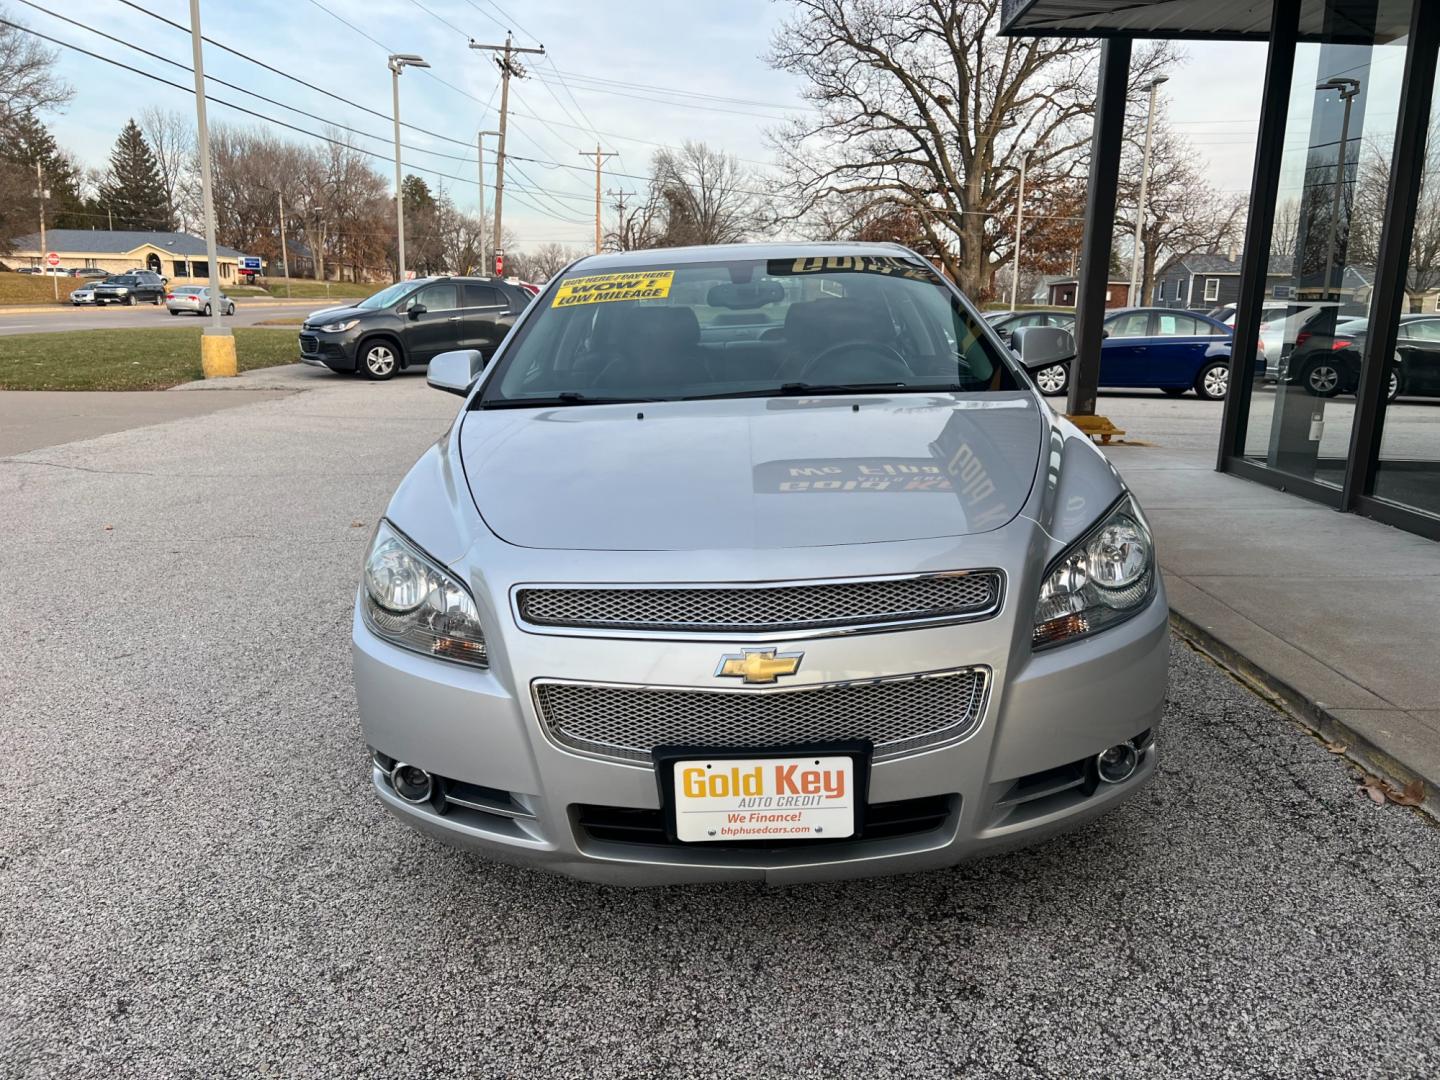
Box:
[319,319,358,332]
[361,521,488,666]
[1033,494,1155,649]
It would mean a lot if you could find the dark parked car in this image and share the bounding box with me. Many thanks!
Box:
[1284,312,1440,401]
[994,307,1247,400]
[92,271,166,305]
[298,276,531,380]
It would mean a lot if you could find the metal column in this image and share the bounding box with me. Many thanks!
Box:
[1218,0,1302,471]
[1067,36,1130,419]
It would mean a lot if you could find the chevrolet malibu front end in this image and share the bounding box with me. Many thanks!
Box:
[352,243,1168,885]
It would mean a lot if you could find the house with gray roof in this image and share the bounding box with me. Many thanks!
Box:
[4,229,245,283]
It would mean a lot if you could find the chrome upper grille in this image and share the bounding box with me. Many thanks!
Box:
[533,668,989,765]
[515,572,1003,636]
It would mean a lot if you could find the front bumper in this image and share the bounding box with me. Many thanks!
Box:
[352,582,1169,886]
[299,329,360,371]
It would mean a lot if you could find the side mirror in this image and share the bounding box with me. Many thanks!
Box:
[408,303,427,319]
[427,349,486,397]
[1011,325,1077,370]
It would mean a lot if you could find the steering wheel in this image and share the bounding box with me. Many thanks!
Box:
[796,339,913,384]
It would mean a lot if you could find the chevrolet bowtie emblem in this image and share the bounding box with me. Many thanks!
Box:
[715,648,804,684]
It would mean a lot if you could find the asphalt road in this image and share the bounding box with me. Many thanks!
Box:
[2,378,1437,1078]
[0,298,332,336]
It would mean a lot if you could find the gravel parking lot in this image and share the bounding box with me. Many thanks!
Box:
[3,376,1437,1078]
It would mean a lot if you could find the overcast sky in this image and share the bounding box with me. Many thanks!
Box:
[24,0,1269,249]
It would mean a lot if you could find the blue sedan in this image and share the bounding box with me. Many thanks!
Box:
[992,307,1242,400]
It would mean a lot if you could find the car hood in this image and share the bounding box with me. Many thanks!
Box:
[304,304,369,327]
[457,392,1043,551]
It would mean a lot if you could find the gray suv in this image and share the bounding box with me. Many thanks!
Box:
[298,276,530,380]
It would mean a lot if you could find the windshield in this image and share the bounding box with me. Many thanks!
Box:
[356,282,416,310]
[480,254,1019,406]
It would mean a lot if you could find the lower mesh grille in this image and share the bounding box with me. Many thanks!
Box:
[516,571,1002,635]
[534,668,989,765]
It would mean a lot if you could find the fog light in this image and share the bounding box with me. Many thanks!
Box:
[1095,742,1139,784]
[391,763,433,804]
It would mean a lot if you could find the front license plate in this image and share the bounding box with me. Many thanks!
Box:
[671,755,856,843]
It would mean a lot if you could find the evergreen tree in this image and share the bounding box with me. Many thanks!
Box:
[98,119,172,230]
[0,112,87,229]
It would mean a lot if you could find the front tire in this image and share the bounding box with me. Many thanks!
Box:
[361,341,398,380]
[123,294,134,306]
[1300,359,1342,397]
[1194,360,1230,401]
[1033,362,1069,397]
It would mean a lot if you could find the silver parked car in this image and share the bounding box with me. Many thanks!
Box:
[166,285,235,317]
[353,243,1168,885]
[69,282,102,305]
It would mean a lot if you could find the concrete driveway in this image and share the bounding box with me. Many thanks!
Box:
[2,380,1437,1078]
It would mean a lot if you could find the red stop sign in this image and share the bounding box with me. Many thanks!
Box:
[46,251,60,267]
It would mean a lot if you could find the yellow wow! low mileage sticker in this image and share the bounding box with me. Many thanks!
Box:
[551,270,674,308]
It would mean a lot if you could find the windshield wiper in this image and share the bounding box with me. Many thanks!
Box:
[683,382,959,401]
[477,391,662,410]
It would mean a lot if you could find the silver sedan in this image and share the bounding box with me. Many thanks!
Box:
[352,242,1168,885]
[166,285,235,317]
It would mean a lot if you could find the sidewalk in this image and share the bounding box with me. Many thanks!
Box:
[1104,419,1440,813]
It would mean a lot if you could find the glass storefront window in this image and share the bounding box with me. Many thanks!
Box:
[1371,87,1440,520]
[1239,0,1415,491]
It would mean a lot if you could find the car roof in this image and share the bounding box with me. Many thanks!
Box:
[563,241,921,274]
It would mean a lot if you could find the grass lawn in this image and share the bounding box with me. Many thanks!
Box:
[0,327,301,390]
[250,280,374,300]
[0,274,72,306]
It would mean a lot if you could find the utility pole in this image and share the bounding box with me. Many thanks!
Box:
[581,143,617,253]
[1009,151,1029,312]
[277,190,291,298]
[1129,75,1168,306]
[388,53,430,283]
[36,161,56,300]
[477,129,500,275]
[470,33,546,259]
[189,0,235,377]
[1317,76,1361,301]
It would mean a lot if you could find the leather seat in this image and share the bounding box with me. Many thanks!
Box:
[595,307,703,390]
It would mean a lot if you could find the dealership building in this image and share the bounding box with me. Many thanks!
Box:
[4,229,244,283]
[1003,0,1440,541]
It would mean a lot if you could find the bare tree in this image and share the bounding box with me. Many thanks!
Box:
[514,242,583,281]
[0,4,72,128]
[1114,107,1247,300]
[604,188,664,251]
[651,142,762,246]
[140,107,195,233]
[767,0,1175,297]
[1350,137,1440,311]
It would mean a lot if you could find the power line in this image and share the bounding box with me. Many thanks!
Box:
[108,0,477,149]
[18,1,479,167]
[0,18,591,228]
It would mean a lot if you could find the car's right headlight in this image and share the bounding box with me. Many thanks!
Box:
[361,521,488,667]
[1033,494,1155,649]
[319,319,358,333]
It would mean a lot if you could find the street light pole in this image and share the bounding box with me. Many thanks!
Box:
[189,0,235,377]
[1317,76,1361,302]
[1129,75,1169,307]
[388,53,430,283]
[1009,150,1030,311]
[477,129,499,274]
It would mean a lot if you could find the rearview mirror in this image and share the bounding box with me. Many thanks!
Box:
[428,349,486,397]
[1011,325,1077,370]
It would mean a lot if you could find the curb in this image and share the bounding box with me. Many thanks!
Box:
[1168,608,1439,820]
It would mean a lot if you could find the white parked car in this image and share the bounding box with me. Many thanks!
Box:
[69,282,104,305]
